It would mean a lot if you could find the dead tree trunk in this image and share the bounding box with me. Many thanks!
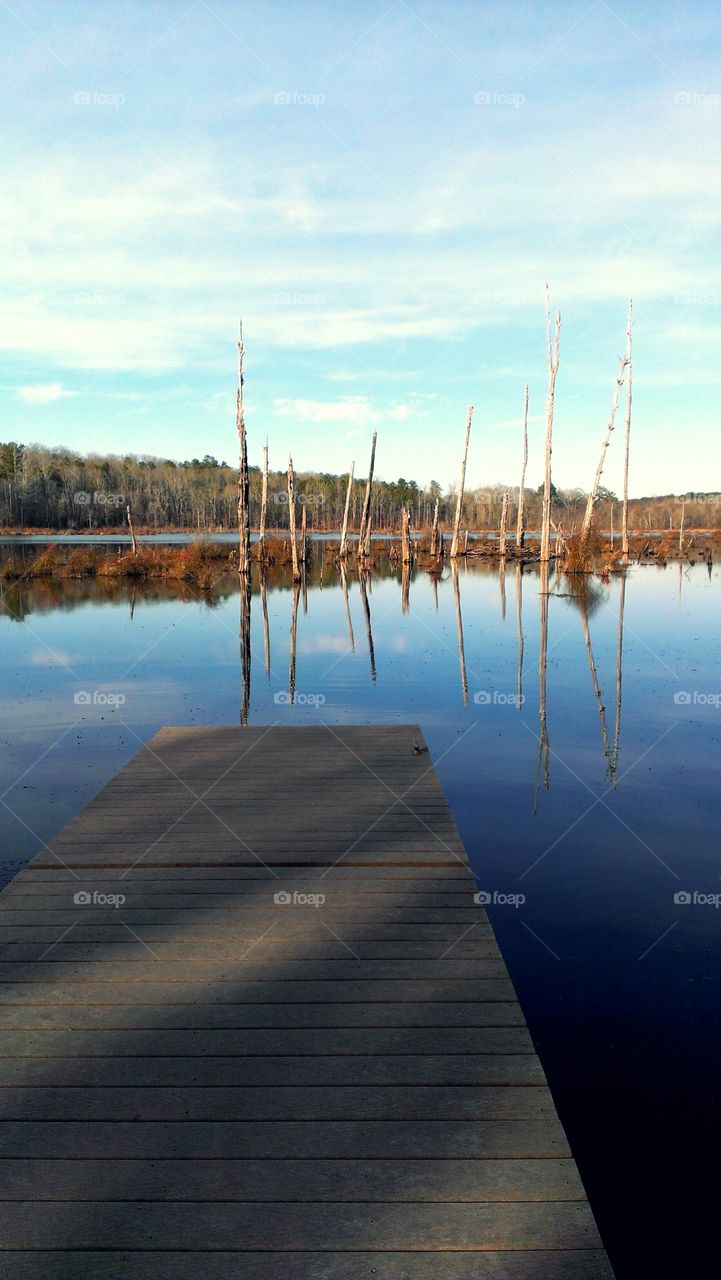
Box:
[300,501,307,565]
[499,491,509,557]
[679,500,685,553]
[258,440,268,560]
[621,300,633,561]
[401,506,412,565]
[126,504,137,557]
[339,463,354,560]
[450,406,473,558]
[540,289,560,563]
[236,321,250,575]
[430,498,440,557]
[287,455,300,581]
[358,432,377,559]
[581,346,630,541]
[516,384,529,549]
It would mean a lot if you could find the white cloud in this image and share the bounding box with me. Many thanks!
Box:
[17,383,73,405]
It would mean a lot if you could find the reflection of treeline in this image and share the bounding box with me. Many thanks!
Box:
[2,441,720,531]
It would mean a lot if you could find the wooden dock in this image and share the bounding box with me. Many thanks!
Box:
[0,725,613,1277]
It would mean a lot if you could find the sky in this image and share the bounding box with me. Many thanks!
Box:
[1,0,719,496]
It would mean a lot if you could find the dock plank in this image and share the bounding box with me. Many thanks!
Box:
[0,724,613,1277]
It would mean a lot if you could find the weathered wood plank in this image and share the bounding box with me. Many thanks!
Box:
[0,725,611,1276]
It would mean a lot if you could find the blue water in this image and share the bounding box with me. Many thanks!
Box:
[1,550,719,1276]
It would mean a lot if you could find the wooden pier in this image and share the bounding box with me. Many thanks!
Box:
[0,725,613,1277]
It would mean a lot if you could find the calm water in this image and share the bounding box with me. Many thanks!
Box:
[1,543,720,1276]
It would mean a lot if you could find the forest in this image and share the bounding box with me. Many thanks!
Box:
[1,440,719,533]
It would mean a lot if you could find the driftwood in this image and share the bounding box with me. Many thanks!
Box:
[540,289,560,563]
[450,406,473,558]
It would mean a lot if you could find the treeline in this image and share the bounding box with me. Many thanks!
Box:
[1,442,719,532]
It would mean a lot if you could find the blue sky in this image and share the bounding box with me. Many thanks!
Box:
[1,0,719,495]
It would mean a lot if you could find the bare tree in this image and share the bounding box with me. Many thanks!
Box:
[499,490,509,557]
[621,300,633,561]
[540,289,560,563]
[339,463,354,560]
[581,345,630,540]
[236,322,250,575]
[450,406,473,558]
[358,432,377,558]
[258,440,269,559]
[516,384,529,549]
[430,497,440,557]
[126,504,137,557]
[287,455,300,581]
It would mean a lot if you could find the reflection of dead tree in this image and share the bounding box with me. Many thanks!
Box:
[339,463,354,560]
[260,571,270,677]
[431,575,439,611]
[239,574,251,727]
[358,432,377,561]
[340,563,355,652]
[451,406,473,558]
[236,322,251,576]
[540,290,560,563]
[401,562,411,614]
[533,561,551,812]
[579,591,612,777]
[358,570,376,682]
[621,301,633,562]
[289,581,300,705]
[610,572,626,787]
[451,561,468,707]
[516,385,529,550]
[516,563,524,711]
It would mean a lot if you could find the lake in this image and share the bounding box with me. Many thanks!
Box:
[1,541,719,1277]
